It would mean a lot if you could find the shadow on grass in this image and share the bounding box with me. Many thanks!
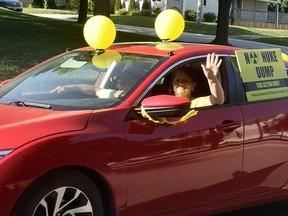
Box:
[0,9,158,80]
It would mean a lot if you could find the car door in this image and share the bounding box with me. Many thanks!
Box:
[230,55,288,195]
[124,56,244,216]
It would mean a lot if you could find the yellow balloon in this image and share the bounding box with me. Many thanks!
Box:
[92,50,122,68]
[282,53,288,62]
[155,9,185,41]
[83,16,116,50]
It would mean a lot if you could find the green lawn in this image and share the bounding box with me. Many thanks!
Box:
[0,9,157,80]
[1,8,288,81]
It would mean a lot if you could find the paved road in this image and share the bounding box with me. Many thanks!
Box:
[31,14,288,54]
[116,24,288,54]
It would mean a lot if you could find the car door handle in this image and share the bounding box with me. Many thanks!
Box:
[216,120,243,131]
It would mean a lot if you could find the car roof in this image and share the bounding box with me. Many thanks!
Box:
[76,42,242,57]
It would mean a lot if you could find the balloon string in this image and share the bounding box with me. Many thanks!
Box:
[140,106,198,125]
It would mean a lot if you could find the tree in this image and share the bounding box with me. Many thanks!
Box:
[115,0,122,12]
[77,0,88,24]
[142,0,150,10]
[281,0,288,12]
[196,0,203,26]
[211,0,233,45]
[93,0,110,17]
[46,0,56,8]
[30,0,43,8]
[128,0,137,12]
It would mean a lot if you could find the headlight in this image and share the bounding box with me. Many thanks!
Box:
[0,149,13,159]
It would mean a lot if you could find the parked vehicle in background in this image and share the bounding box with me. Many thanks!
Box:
[0,0,23,12]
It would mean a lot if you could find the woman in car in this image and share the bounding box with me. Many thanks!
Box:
[172,53,225,108]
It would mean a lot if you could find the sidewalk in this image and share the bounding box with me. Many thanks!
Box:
[116,24,288,53]
[31,14,288,53]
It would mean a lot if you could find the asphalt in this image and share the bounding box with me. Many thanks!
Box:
[32,13,288,53]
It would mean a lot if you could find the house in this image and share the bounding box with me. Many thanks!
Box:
[232,0,288,29]
[117,0,218,16]
[119,0,287,29]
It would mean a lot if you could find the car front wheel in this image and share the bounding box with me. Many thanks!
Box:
[11,169,104,216]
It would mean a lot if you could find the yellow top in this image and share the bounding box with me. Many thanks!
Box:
[190,96,209,108]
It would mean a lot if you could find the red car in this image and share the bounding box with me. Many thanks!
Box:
[1,42,288,216]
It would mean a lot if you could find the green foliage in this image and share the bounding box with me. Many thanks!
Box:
[152,7,161,15]
[140,0,150,15]
[88,0,94,13]
[30,0,56,9]
[269,0,288,12]
[114,0,122,11]
[281,0,288,12]
[128,0,137,12]
[203,12,216,22]
[142,0,150,10]
[46,0,56,9]
[139,9,151,16]
[30,0,44,8]
[129,9,140,16]
[115,8,128,15]
[184,9,196,21]
[65,0,80,11]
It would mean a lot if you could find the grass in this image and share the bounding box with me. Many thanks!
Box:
[1,8,288,80]
[0,9,157,80]
[111,15,288,46]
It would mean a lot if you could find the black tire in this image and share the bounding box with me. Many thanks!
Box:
[11,169,104,216]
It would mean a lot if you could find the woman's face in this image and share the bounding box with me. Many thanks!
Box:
[173,70,196,99]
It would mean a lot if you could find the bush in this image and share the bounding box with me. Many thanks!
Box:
[65,0,79,11]
[139,9,151,16]
[47,0,56,9]
[142,0,150,10]
[128,0,136,12]
[129,9,140,16]
[88,0,94,12]
[114,0,122,11]
[115,8,128,15]
[29,0,43,8]
[203,12,216,22]
[153,7,161,15]
[184,9,196,21]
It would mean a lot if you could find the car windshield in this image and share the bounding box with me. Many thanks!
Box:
[0,50,162,110]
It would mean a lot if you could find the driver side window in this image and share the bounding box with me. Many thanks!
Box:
[150,56,227,108]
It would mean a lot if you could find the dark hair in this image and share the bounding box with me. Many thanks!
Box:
[172,66,199,83]
[169,66,203,97]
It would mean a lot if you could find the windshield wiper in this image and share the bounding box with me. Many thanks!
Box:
[9,101,51,109]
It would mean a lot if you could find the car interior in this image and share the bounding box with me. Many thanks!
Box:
[150,57,227,107]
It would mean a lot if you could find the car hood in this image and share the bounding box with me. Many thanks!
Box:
[0,104,92,149]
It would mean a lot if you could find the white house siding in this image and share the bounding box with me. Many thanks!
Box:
[166,0,183,11]
[184,0,218,17]
[242,0,267,10]
[150,0,166,11]
[238,0,268,22]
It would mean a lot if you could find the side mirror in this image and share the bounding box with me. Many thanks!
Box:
[0,79,11,87]
[138,95,191,117]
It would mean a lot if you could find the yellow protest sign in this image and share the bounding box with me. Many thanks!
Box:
[235,48,288,101]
